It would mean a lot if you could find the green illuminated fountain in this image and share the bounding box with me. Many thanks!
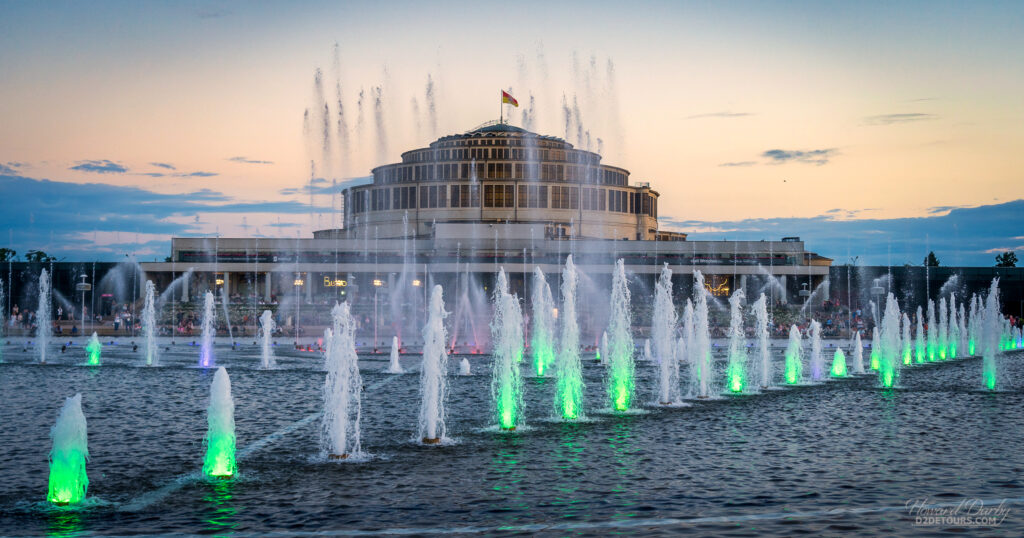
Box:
[85,332,101,366]
[530,267,556,377]
[915,306,926,363]
[784,325,802,385]
[830,348,848,377]
[981,279,1000,390]
[605,260,636,411]
[901,313,912,365]
[926,299,937,361]
[47,394,89,506]
[491,269,524,430]
[878,293,901,388]
[724,289,747,393]
[555,256,585,420]
[203,367,237,479]
[870,329,881,370]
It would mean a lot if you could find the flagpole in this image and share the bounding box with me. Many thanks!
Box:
[499,89,503,124]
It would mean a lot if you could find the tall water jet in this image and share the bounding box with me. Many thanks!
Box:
[878,293,901,388]
[958,302,968,357]
[652,264,679,404]
[968,295,980,356]
[259,310,276,369]
[85,332,101,365]
[948,295,959,358]
[901,313,912,365]
[203,367,237,478]
[808,320,824,382]
[142,281,157,366]
[981,279,1000,390]
[752,294,771,388]
[491,269,524,430]
[199,291,216,368]
[725,289,748,392]
[460,357,471,376]
[385,336,403,374]
[530,267,555,376]
[606,259,636,410]
[47,394,89,505]
[938,297,949,360]
[870,329,881,370]
[784,325,803,384]
[555,256,586,419]
[419,285,449,443]
[830,348,848,377]
[926,299,937,361]
[851,331,865,374]
[37,269,52,364]
[915,306,926,363]
[690,272,712,398]
[599,331,608,364]
[321,302,363,459]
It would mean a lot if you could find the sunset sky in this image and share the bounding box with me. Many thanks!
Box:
[1,1,1022,265]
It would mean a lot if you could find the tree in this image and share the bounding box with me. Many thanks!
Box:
[923,251,940,267]
[0,248,15,262]
[996,251,1018,268]
[24,250,56,263]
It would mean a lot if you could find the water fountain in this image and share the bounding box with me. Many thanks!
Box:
[652,264,679,404]
[491,269,524,429]
[203,367,237,478]
[85,332,101,365]
[599,331,608,364]
[606,259,635,411]
[259,310,276,369]
[915,306,926,363]
[460,358,471,376]
[752,293,771,388]
[385,336,403,373]
[142,281,157,366]
[419,285,449,444]
[690,272,712,398]
[958,301,968,357]
[982,279,1000,390]
[948,295,959,358]
[926,299,937,361]
[878,293,901,388]
[851,331,865,374]
[555,255,586,419]
[830,348,848,377]
[870,329,881,370]
[969,295,980,356]
[199,291,216,368]
[938,297,948,360]
[0,280,4,362]
[322,302,363,459]
[784,325,802,384]
[530,267,555,377]
[37,269,52,364]
[808,320,824,382]
[901,312,912,365]
[47,393,89,505]
[725,289,748,393]
[641,340,652,362]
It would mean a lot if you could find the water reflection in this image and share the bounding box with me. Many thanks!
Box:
[47,509,84,538]
[487,435,527,519]
[607,417,640,518]
[554,423,587,519]
[202,479,239,536]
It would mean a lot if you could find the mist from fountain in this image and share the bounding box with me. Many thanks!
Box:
[85,333,101,366]
[852,330,865,374]
[808,319,824,382]
[259,310,276,369]
[725,289,748,393]
[321,302,363,459]
[555,255,586,419]
[37,269,52,364]
[530,267,555,376]
[47,393,88,505]
[605,259,636,411]
[784,325,802,385]
[491,269,524,429]
[690,272,712,398]
[199,291,216,368]
[203,367,237,478]
[652,264,679,404]
[142,281,157,366]
[752,293,771,388]
[419,285,449,443]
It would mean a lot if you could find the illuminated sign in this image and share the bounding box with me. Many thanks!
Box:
[704,275,730,297]
[215,279,224,285]
[412,279,422,287]
[293,279,305,286]
[324,276,348,287]
[373,279,384,287]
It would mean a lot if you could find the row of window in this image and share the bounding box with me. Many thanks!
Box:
[406,147,589,164]
[350,185,657,217]
[376,162,628,186]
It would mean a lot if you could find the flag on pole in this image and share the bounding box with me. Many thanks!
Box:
[501,90,519,107]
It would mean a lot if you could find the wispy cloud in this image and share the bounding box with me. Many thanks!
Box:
[70,159,127,174]
[686,111,753,120]
[150,162,176,170]
[279,176,372,196]
[0,163,20,175]
[228,156,274,165]
[762,148,837,166]
[718,161,756,167]
[865,113,937,125]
